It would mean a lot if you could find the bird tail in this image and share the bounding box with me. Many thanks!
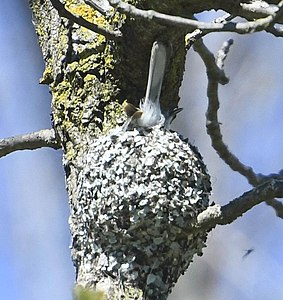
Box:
[144,41,168,104]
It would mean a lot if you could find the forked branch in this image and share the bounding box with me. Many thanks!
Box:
[191,34,283,218]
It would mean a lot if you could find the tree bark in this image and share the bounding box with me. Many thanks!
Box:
[29,0,282,299]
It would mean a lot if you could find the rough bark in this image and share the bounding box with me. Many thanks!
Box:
[29,1,190,298]
[28,0,283,299]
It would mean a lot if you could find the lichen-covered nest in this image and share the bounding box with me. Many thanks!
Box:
[72,126,211,298]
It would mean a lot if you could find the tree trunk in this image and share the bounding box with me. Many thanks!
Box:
[29,0,211,298]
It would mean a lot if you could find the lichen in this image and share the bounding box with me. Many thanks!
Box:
[40,65,53,84]
[71,125,211,299]
[74,285,106,300]
[66,3,96,23]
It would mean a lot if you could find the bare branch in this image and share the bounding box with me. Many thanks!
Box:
[193,39,261,186]
[240,1,280,18]
[215,39,234,70]
[265,198,283,218]
[185,13,234,57]
[196,179,283,231]
[193,37,283,218]
[193,38,230,85]
[213,13,235,24]
[185,13,234,51]
[0,129,61,158]
[238,1,283,37]
[185,29,203,50]
[84,0,111,15]
[109,0,283,36]
[50,0,121,40]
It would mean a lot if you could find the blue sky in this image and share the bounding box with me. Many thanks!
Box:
[1,1,283,300]
[0,1,74,299]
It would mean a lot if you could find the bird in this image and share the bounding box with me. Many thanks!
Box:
[242,248,255,259]
[124,41,182,129]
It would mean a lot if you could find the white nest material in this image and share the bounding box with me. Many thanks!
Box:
[71,125,211,298]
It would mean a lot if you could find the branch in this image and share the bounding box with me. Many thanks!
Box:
[265,24,283,37]
[50,0,121,40]
[193,38,231,85]
[185,13,234,62]
[265,198,283,218]
[84,0,110,15]
[109,0,283,36]
[230,1,283,37]
[193,38,262,186]
[240,1,281,18]
[195,39,283,185]
[0,129,61,158]
[193,37,283,217]
[196,179,283,232]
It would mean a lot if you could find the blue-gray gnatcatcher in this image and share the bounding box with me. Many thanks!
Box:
[124,41,168,128]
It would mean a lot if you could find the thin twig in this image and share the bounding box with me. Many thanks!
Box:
[195,179,283,232]
[194,37,283,217]
[185,13,234,51]
[0,129,60,158]
[240,2,280,18]
[193,39,230,85]
[50,0,121,40]
[193,39,260,186]
[109,0,283,36]
[84,0,110,15]
[215,39,234,70]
